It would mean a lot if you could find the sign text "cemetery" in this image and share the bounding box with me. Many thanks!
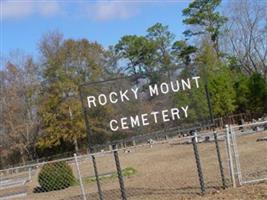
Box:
[87,76,200,132]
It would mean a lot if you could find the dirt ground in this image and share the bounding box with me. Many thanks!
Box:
[2,130,267,200]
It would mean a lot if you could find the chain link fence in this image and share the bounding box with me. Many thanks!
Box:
[0,127,236,200]
[1,121,266,199]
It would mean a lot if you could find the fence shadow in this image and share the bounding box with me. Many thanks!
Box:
[64,185,224,200]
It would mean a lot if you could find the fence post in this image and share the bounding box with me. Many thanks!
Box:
[165,135,169,140]
[113,145,127,200]
[225,125,236,188]
[229,126,242,186]
[213,132,226,189]
[28,167,32,181]
[0,173,2,190]
[191,135,205,194]
[78,86,103,199]
[91,154,104,200]
[74,154,87,200]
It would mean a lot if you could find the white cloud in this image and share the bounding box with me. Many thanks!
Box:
[1,0,139,21]
[89,1,139,21]
[37,2,61,17]
[2,1,61,20]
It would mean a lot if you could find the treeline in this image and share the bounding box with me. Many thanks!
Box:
[0,0,266,168]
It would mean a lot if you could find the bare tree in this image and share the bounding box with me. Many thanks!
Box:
[1,52,40,165]
[223,0,267,79]
[38,31,63,62]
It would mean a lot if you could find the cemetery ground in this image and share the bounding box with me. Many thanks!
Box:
[0,129,266,200]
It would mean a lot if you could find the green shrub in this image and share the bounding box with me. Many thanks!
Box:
[85,166,137,183]
[38,161,75,191]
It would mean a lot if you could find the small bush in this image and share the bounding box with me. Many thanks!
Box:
[38,161,75,191]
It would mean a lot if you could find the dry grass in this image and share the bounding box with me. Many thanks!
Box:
[2,130,267,200]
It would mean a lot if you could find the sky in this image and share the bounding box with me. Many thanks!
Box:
[1,0,192,58]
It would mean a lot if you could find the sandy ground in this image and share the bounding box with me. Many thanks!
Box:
[1,130,266,200]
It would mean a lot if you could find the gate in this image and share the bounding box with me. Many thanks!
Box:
[226,121,267,186]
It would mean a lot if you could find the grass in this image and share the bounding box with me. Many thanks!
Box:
[83,167,137,184]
